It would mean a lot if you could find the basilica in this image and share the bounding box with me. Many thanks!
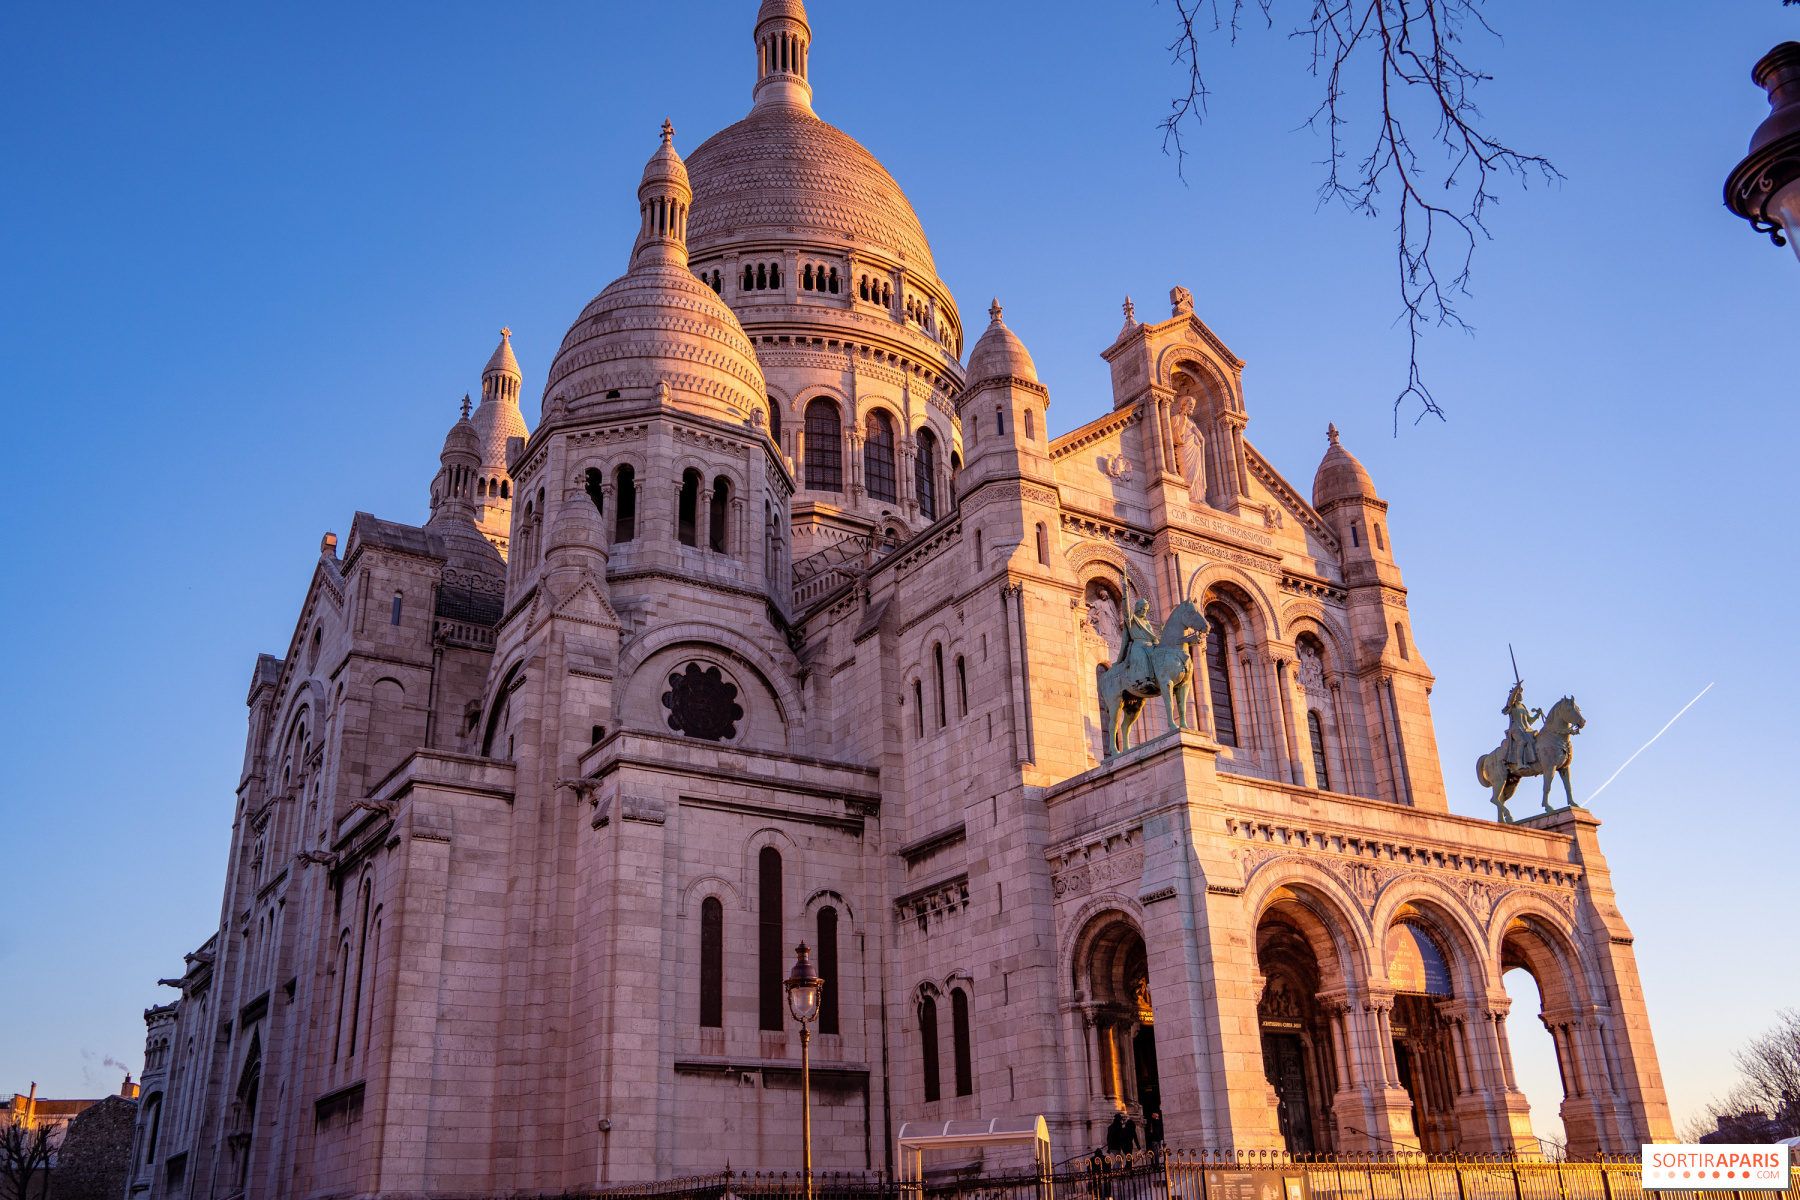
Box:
[125,2,1673,1195]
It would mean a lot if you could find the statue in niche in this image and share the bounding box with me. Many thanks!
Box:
[1171,386,1208,506]
[1258,975,1302,1020]
[662,662,743,741]
[1296,641,1326,693]
[1085,580,1123,658]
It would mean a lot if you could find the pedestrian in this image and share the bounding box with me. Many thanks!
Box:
[1145,1110,1164,1153]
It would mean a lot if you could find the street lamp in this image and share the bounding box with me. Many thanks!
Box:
[785,942,823,1200]
[1724,42,1800,264]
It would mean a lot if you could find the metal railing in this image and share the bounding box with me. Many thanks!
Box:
[537,1152,1797,1200]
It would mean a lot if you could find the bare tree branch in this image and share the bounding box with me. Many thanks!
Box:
[0,1118,60,1200]
[1158,0,1562,428]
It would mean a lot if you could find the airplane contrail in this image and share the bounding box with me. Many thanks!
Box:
[1585,682,1713,803]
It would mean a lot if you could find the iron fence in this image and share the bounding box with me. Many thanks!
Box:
[549,1152,1797,1200]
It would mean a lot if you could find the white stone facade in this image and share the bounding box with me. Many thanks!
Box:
[128,3,1672,1197]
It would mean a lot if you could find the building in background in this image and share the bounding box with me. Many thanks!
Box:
[4,1080,138,1200]
[130,2,1673,1194]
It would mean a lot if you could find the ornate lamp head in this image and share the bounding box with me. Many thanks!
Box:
[785,942,822,1024]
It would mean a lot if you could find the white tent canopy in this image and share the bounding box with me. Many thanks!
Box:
[895,1116,1053,1183]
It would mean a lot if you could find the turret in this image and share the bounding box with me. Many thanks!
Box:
[1311,424,1446,811]
[956,300,1063,583]
[634,120,692,271]
[751,0,813,113]
[471,328,528,556]
[956,300,1054,497]
[429,399,508,577]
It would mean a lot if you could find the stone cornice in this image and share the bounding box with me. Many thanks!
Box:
[1050,403,1143,460]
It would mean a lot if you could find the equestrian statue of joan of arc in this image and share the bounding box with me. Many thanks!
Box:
[1115,599,1162,686]
[1477,674,1587,824]
[1502,681,1543,769]
[1097,582,1210,759]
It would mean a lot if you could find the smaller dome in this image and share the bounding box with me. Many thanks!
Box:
[965,299,1037,384]
[757,0,808,25]
[1312,424,1379,509]
[484,327,520,380]
[640,120,690,196]
[443,412,481,460]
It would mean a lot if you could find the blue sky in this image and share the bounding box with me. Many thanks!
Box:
[2,0,1793,1146]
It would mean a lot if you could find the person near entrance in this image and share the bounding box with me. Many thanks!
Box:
[1145,1111,1164,1153]
[1105,1112,1139,1155]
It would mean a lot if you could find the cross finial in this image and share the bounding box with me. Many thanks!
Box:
[988,298,1003,323]
[461,393,472,418]
[1122,296,1136,323]
[660,118,674,146]
[500,326,511,340]
[1326,422,1339,446]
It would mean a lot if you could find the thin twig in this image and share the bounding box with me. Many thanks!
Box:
[1158,0,1561,427]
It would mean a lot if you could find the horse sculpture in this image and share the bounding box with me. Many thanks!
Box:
[1097,593,1209,758]
[1475,695,1586,823]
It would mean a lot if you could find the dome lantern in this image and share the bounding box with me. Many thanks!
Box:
[752,0,813,114]
[634,120,693,270]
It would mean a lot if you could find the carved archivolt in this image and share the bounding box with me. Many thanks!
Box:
[1065,541,1154,605]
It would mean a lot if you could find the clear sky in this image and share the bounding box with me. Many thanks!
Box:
[2,0,1793,1148]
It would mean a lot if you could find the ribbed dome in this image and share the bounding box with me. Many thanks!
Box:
[473,330,528,472]
[543,129,766,419]
[756,0,809,25]
[686,107,937,275]
[1312,424,1379,508]
[471,390,528,473]
[966,300,1037,384]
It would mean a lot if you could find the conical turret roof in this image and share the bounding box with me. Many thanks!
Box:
[965,300,1038,384]
[1312,424,1379,509]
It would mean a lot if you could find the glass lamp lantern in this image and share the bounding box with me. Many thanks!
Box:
[785,942,823,1025]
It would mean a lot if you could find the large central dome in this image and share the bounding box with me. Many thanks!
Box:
[685,106,937,274]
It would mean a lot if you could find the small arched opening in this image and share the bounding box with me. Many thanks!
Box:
[1076,915,1161,1124]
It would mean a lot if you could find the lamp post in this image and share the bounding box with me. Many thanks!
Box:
[1724,41,1800,263]
[784,942,823,1200]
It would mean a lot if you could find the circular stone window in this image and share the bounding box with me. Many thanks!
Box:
[662,662,743,741]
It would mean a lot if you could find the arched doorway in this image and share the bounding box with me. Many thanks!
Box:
[1077,917,1162,1130]
[1384,906,1463,1154]
[1256,899,1343,1154]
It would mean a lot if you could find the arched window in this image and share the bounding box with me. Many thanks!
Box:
[933,644,946,728]
[864,410,898,503]
[912,679,924,738]
[700,896,723,1028]
[756,263,767,289]
[995,406,1006,436]
[678,469,700,547]
[1024,409,1035,440]
[1350,520,1361,547]
[804,399,842,492]
[1375,522,1386,551]
[758,847,783,1031]
[614,465,637,542]
[803,264,814,290]
[1204,604,1239,747]
[709,475,730,552]
[142,1093,163,1165]
[1308,710,1331,791]
[974,529,983,569]
[768,397,783,444]
[915,428,937,520]
[742,265,754,292]
[956,655,968,716]
[390,591,403,625]
[1035,522,1049,564]
[817,907,840,1035]
[828,267,840,294]
[585,467,605,516]
[859,275,870,301]
[1395,622,1410,660]
[500,479,510,499]
[951,987,973,1096]
[920,994,941,1103]
[771,262,783,288]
